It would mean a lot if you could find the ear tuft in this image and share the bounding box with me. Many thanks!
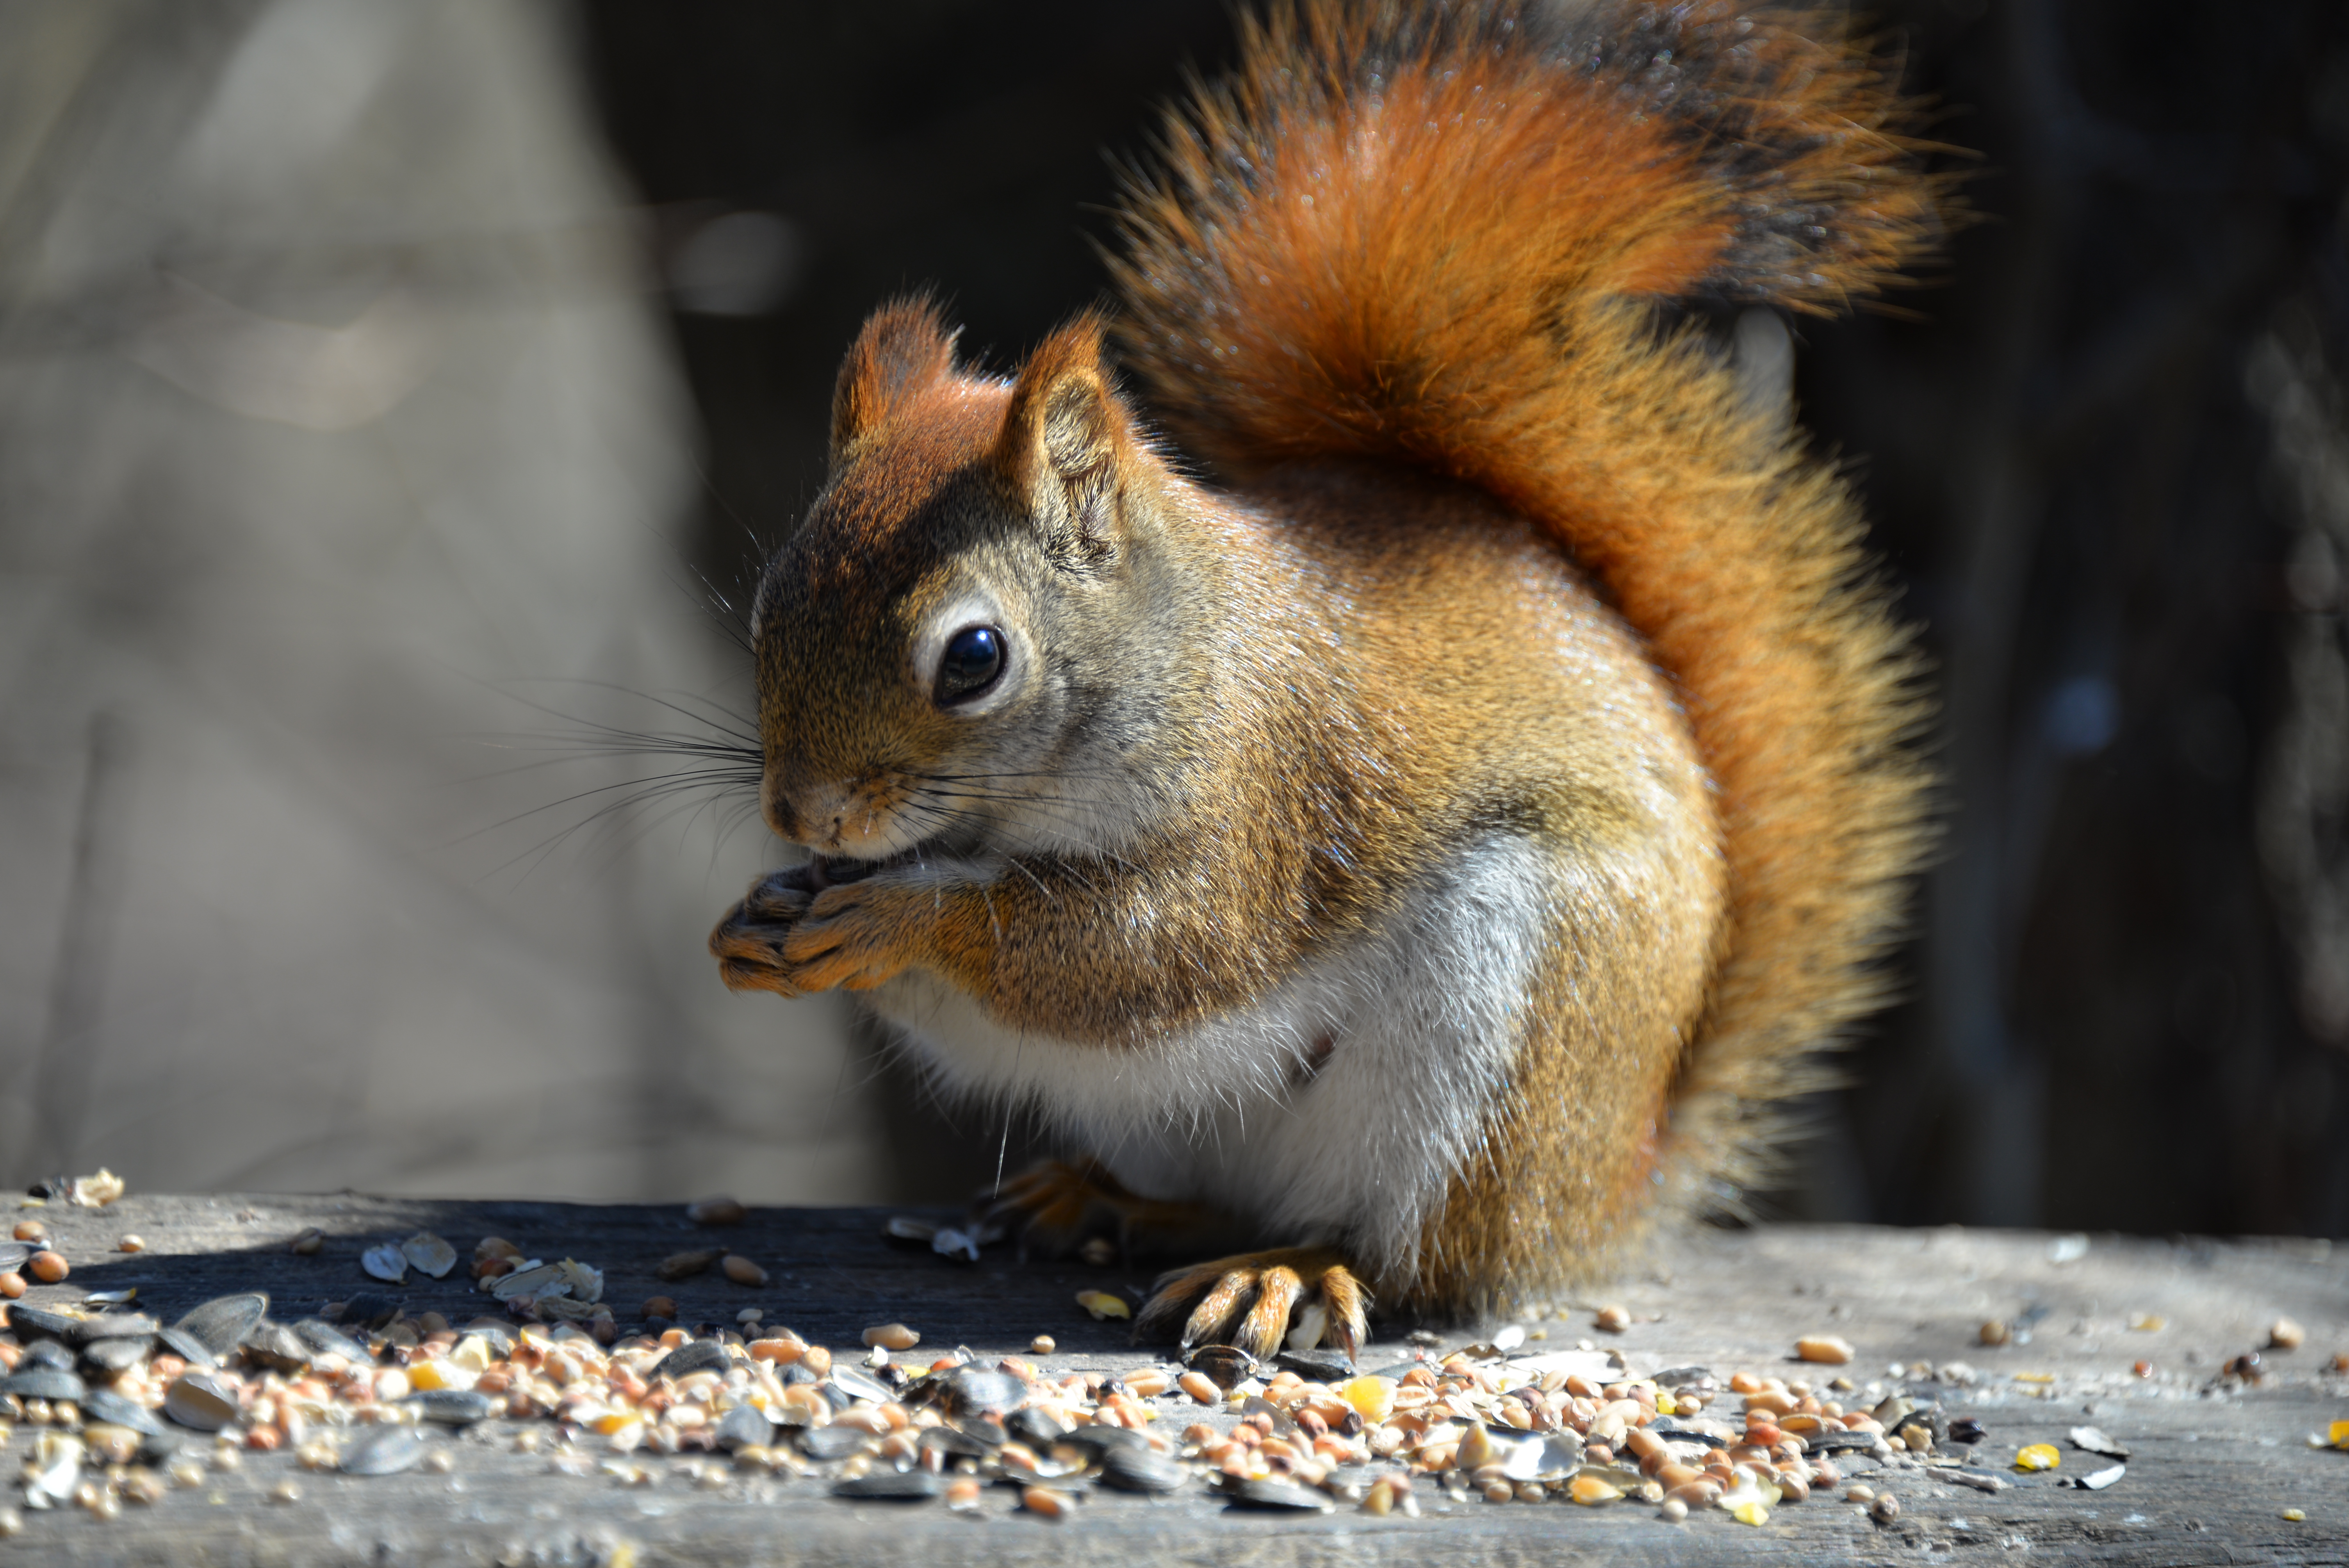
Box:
[1040,374,1114,480]
[831,297,958,463]
[995,313,1127,485]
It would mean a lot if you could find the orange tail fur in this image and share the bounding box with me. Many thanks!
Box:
[1108,1,1941,1224]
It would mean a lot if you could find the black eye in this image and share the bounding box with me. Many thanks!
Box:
[935,625,1005,705]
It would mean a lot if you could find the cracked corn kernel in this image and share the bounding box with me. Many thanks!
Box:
[1569,1474,1622,1505]
[1075,1291,1129,1321]
[1021,1485,1071,1520]
[1337,1376,1395,1425]
[2284,1508,2307,1522]
[2014,1444,2060,1472]
[1731,1500,1770,1526]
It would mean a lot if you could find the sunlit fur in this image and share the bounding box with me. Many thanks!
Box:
[714,0,1940,1320]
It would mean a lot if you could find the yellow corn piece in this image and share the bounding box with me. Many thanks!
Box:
[2014,1443,2060,1471]
[2329,1420,2349,1450]
[1568,1474,1622,1505]
[1338,1376,1395,1425]
[1075,1290,1130,1321]
[1732,1500,1771,1526]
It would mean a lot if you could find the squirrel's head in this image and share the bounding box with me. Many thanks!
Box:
[748,299,1207,863]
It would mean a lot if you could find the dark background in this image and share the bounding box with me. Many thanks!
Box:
[572,0,2349,1238]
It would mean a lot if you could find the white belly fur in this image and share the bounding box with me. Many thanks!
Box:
[863,834,1552,1283]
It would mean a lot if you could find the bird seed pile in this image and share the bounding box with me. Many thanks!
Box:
[2,1188,2344,1548]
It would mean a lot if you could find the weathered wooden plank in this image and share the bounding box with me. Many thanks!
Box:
[2,1194,2344,1566]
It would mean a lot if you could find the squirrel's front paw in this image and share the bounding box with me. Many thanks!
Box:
[708,867,821,995]
[771,877,918,993]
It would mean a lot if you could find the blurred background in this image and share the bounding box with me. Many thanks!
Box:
[2,0,2345,1241]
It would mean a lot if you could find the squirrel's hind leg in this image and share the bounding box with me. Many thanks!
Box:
[1135,1247,1369,1365]
[980,1158,1242,1266]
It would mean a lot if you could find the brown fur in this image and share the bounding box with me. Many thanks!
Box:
[712,0,1940,1325]
[1107,0,1939,1306]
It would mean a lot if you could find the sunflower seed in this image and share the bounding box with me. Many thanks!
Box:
[713,1404,773,1452]
[936,1367,1024,1416]
[2069,1425,2130,1459]
[1274,1347,1356,1381]
[1225,1477,1334,1512]
[1101,1447,1187,1493]
[1184,1343,1259,1390]
[409,1390,494,1425]
[82,1336,151,1373]
[1503,1433,1584,1481]
[400,1233,457,1279]
[648,1338,729,1382]
[800,1425,875,1462]
[76,1312,157,1343]
[2,1367,85,1402]
[341,1426,428,1477]
[292,1319,371,1364]
[242,1321,314,1372]
[80,1388,164,1436]
[828,1364,893,1405]
[1008,1407,1073,1449]
[173,1294,267,1360]
[1057,1423,1150,1458]
[832,1469,944,1500]
[5,1304,81,1343]
[163,1371,240,1432]
[917,1425,991,1459]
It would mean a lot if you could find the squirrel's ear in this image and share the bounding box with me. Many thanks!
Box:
[994,315,1131,559]
[831,298,958,464]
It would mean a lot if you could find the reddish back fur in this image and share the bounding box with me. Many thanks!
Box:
[1108,0,1941,1241]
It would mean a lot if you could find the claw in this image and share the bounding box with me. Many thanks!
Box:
[1235,1265,1304,1361]
[1135,1247,1371,1366]
[1182,1267,1260,1350]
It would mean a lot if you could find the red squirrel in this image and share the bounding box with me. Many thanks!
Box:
[711,0,1941,1360]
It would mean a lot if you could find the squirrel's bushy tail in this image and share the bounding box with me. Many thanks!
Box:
[1109,1,1940,1230]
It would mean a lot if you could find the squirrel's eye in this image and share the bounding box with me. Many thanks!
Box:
[935,625,1006,705]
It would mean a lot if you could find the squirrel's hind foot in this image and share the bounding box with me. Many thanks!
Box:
[1137,1246,1369,1366]
[980,1159,1238,1266]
